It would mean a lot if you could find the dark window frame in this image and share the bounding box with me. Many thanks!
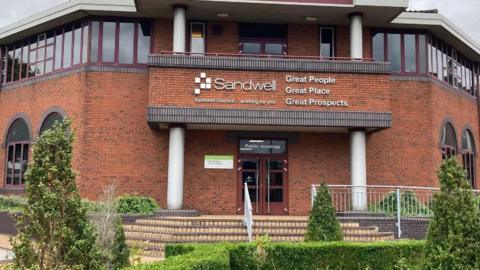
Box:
[0,17,153,86]
[4,119,31,189]
[319,26,335,59]
[462,129,476,188]
[441,122,458,160]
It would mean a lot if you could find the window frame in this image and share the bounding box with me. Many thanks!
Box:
[461,129,476,188]
[4,119,31,189]
[440,122,458,161]
[189,21,207,55]
[319,26,335,59]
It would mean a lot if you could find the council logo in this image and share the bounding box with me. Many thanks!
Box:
[194,72,212,95]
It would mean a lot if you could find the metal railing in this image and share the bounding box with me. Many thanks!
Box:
[243,183,254,242]
[312,184,480,238]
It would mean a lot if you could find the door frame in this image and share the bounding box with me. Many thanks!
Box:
[236,138,289,215]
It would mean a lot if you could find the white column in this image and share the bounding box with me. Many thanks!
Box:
[173,5,187,53]
[167,126,186,210]
[349,13,363,59]
[350,130,367,211]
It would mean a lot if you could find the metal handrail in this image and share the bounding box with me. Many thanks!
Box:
[158,51,377,62]
[312,184,480,239]
[243,183,254,242]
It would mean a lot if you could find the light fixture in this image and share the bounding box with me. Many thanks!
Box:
[305,16,318,22]
[217,13,230,18]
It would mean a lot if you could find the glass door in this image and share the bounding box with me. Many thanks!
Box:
[238,139,288,215]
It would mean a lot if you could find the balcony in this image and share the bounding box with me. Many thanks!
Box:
[148,52,391,74]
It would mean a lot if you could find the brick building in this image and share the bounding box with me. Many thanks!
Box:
[0,0,479,215]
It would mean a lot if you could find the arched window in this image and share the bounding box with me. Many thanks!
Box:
[462,130,476,187]
[40,112,63,134]
[5,119,30,188]
[441,123,457,160]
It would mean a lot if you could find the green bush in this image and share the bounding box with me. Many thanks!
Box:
[124,241,425,270]
[368,190,432,217]
[305,183,343,241]
[424,158,480,269]
[0,195,26,212]
[124,244,230,270]
[117,195,159,215]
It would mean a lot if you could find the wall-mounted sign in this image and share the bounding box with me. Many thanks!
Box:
[204,155,234,169]
[193,72,349,107]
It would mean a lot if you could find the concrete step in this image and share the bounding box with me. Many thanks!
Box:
[123,224,378,235]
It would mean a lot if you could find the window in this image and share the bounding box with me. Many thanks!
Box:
[190,22,206,55]
[0,18,152,84]
[372,33,384,62]
[387,33,401,72]
[5,119,30,188]
[119,22,135,64]
[462,130,476,187]
[441,123,457,160]
[40,113,63,134]
[320,27,335,58]
[239,23,287,55]
[404,34,416,73]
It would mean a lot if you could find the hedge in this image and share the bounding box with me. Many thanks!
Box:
[124,241,425,270]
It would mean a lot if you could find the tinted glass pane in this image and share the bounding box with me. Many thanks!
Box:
[46,45,54,59]
[373,33,384,62]
[82,24,89,63]
[320,28,334,58]
[102,22,116,62]
[7,49,13,82]
[45,60,53,73]
[404,34,416,73]
[73,26,82,65]
[462,131,474,151]
[419,35,427,73]
[269,172,283,186]
[191,23,205,54]
[243,43,261,54]
[54,33,63,70]
[40,113,63,134]
[90,21,99,62]
[37,46,45,61]
[441,124,456,147]
[242,171,257,185]
[36,61,44,75]
[13,47,21,81]
[63,29,72,68]
[265,43,283,55]
[269,189,283,202]
[21,44,28,79]
[119,23,134,64]
[38,34,46,47]
[239,23,287,39]
[7,120,29,142]
[436,46,443,80]
[6,145,14,185]
[137,22,151,64]
[242,188,257,202]
[242,159,257,170]
[388,34,401,72]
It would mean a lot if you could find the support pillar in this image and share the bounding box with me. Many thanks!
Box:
[172,5,187,53]
[350,130,367,211]
[349,13,363,59]
[167,126,186,210]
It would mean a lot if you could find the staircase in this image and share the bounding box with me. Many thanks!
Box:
[123,215,395,258]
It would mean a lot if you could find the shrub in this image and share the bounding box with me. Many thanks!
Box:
[124,241,425,270]
[11,119,102,270]
[368,190,432,217]
[124,244,230,270]
[424,158,480,270]
[0,195,25,212]
[117,195,159,215]
[305,183,343,242]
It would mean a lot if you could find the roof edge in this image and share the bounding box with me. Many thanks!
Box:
[354,0,409,8]
[0,0,137,42]
[392,11,480,57]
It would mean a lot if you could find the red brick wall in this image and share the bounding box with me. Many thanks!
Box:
[206,21,239,54]
[288,24,319,56]
[0,72,169,207]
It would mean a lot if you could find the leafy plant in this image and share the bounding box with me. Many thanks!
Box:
[117,195,159,215]
[11,119,102,270]
[305,183,343,242]
[368,190,432,217]
[423,158,480,270]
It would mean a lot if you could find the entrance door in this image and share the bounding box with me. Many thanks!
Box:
[237,139,288,215]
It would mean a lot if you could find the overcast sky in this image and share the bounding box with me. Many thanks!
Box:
[0,0,479,43]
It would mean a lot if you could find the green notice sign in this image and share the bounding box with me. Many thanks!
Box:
[204,155,234,169]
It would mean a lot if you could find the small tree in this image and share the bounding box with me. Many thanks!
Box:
[305,183,343,242]
[424,158,480,269]
[12,120,102,270]
[89,182,130,270]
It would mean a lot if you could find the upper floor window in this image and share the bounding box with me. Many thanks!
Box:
[462,130,476,187]
[320,27,335,58]
[441,122,457,160]
[1,17,152,85]
[372,31,427,74]
[5,119,30,188]
[239,23,287,55]
[190,22,206,55]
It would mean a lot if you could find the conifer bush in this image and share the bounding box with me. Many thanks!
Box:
[304,183,343,242]
[11,119,102,270]
[423,158,480,270]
